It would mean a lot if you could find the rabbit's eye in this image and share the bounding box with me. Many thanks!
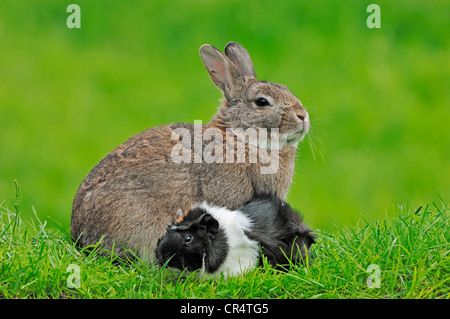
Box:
[254,97,270,107]
[185,235,192,243]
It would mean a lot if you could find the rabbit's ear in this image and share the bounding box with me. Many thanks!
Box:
[224,42,256,79]
[199,44,245,98]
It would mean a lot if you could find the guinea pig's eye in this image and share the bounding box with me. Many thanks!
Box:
[254,97,270,107]
[185,235,192,243]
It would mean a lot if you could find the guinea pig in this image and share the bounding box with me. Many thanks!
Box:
[155,194,315,278]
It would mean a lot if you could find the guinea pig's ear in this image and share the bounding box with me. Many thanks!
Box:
[176,209,183,220]
[198,213,219,239]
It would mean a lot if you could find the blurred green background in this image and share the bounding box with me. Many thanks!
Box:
[0,0,449,231]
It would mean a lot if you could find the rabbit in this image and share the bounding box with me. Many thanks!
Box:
[71,42,310,261]
[155,193,316,278]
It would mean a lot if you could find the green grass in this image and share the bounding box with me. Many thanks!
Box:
[0,0,449,231]
[1,189,449,299]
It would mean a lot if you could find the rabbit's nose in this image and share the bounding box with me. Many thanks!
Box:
[296,109,308,122]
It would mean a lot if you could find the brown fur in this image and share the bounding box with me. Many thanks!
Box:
[71,42,309,261]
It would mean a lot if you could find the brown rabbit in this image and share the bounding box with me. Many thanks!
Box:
[71,42,310,261]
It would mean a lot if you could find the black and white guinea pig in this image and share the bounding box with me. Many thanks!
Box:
[155,193,316,278]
